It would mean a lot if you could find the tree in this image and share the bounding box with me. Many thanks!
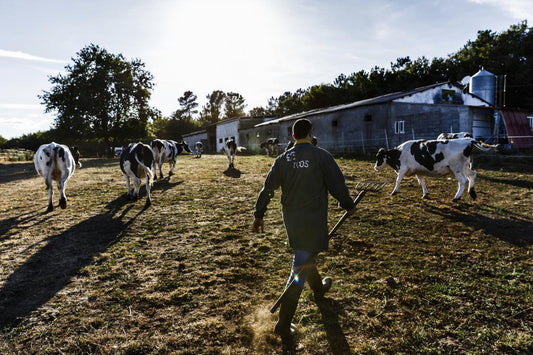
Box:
[224,92,246,119]
[39,44,156,153]
[200,90,226,125]
[177,91,198,119]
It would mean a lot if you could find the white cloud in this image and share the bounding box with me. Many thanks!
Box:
[467,0,533,20]
[0,49,66,64]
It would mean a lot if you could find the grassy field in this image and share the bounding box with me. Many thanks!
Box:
[0,153,532,354]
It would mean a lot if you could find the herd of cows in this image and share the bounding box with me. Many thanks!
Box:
[32,132,499,211]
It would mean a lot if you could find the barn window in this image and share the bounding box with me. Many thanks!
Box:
[331,120,338,127]
[219,138,223,143]
[394,121,405,134]
[364,114,372,122]
[442,89,455,103]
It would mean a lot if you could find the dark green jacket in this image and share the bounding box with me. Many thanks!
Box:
[254,142,355,252]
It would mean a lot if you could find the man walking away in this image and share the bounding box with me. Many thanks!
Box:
[252,118,355,346]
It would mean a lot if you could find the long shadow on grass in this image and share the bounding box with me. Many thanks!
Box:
[151,177,183,192]
[0,209,48,242]
[316,297,351,355]
[478,175,533,190]
[0,196,142,329]
[425,203,533,247]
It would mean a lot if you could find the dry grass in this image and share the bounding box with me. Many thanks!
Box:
[0,153,532,354]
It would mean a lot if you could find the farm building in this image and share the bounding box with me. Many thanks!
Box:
[244,78,533,154]
[182,70,533,155]
[182,129,208,153]
[183,117,270,153]
[245,82,491,154]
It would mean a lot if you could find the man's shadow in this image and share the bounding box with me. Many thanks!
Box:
[315,297,351,354]
[0,196,141,329]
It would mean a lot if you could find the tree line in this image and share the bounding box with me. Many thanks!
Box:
[1,21,531,154]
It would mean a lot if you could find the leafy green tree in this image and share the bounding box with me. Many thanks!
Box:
[248,106,272,117]
[0,135,7,148]
[39,44,156,153]
[223,92,246,119]
[199,90,226,125]
[177,91,198,119]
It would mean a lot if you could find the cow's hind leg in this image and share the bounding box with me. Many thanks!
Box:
[124,174,133,199]
[168,160,176,177]
[465,166,478,199]
[132,176,141,200]
[145,175,152,207]
[452,172,468,201]
[156,160,163,180]
[58,178,68,209]
[416,175,429,199]
[46,179,54,212]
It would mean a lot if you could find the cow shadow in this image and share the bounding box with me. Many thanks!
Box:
[478,175,533,190]
[0,196,141,329]
[151,177,184,192]
[223,166,242,178]
[315,297,351,355]
[0,210,47,242]
[424,203,533,246]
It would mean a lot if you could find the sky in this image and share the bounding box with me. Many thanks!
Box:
[1,0,532,139]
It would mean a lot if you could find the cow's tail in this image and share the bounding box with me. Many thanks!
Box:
[472,139,500,152]
[135,153,154,186]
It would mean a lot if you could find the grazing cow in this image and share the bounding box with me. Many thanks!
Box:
[150,139,192,179]
[374,138,495,201]
[260,138,279,156]
[70,146,82,168]
[120,142,154,206]
[194,141,203,158]
[222,139,246,168]
[437,132,473,140]
[34,142,80,212]
[285,136,318,151]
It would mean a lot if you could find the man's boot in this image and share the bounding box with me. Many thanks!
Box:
[307,266,332,300]
[274,283,302,342]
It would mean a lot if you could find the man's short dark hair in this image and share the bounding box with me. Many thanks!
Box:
[292,119,312,139]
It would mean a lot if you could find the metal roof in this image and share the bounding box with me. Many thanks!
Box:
[255,81,472,127]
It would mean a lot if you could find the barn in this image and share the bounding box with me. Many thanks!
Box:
[244,81,500,155]
[214,117,266,152]
[182,130,209,153]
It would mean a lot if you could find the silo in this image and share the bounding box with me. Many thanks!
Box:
[469,68,495,105]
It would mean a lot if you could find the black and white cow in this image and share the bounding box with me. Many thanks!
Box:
[34,142,80,212]
[194,141,203,158]
[260,138,279,156]
[374,138,494,201]
[120,142,155,206]
[150,139,192,179]
[437,132,473,140]
[222,139,246,168]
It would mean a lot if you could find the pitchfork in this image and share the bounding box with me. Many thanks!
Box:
[269,180,389,314]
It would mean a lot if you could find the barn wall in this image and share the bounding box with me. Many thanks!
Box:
[241,102,495,155]
[182,131,208,153]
